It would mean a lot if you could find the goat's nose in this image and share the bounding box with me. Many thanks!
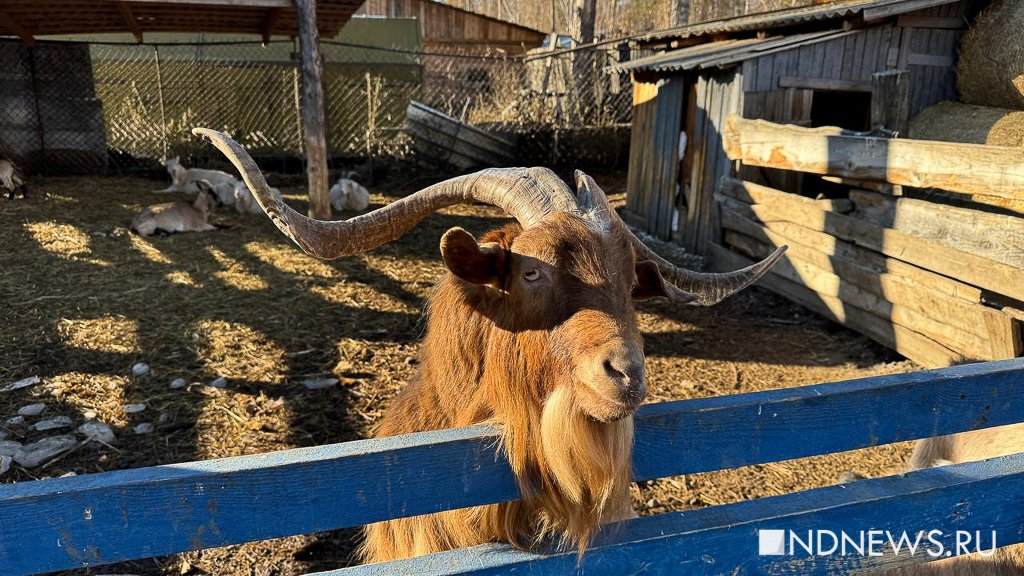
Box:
[602,348,646,402]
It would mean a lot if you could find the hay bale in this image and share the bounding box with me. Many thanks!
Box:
[909,101,1024,148]
[958,0,1024,110]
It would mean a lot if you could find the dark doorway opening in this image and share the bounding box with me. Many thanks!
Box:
[809,90,873,131]
[803,89,873,198]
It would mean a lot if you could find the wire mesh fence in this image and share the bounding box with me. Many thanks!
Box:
[0,37,633,176]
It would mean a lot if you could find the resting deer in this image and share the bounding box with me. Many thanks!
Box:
[158,156,238,206]
[132,181,217,237]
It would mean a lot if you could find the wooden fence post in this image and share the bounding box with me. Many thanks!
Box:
[295,0,330,220]
[871,69,909,136]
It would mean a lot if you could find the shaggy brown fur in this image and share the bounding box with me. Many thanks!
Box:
[361,213,664,563]
[881,424,1024,575]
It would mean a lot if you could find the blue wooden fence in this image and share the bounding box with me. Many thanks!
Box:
[1,359,1023,575]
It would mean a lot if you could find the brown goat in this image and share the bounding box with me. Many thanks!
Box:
[194,128,786,564]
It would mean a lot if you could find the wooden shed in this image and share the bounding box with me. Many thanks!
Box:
[616,0,982,254]
[616,0,1024,369]
[357,0,546,116]
[358,0,546,55]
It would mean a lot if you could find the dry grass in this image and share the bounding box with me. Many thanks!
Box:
[958,0,1024,110]
[910,100,1024,147]
[0,173,914,575]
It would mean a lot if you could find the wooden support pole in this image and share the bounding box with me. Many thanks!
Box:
[115,2,144,43]
[295,0,330,220]
[723,115,1024,201]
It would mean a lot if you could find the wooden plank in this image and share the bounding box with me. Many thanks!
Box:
[897,15,965,29]
[296,0,330,220]
[862,0,962,20]
[717,201,997,335]
[850,190,1024,270]
[712,243,966,367]
[722,115,1024,203]
[405,102,516,169]
[896,25,914,70]
[850,29,867,80]
[114,0,292,5]
[985,308,1024,359]
[653,78,683,240]
[907,53,954,67]
[871,69,910,134]
[329,453,1024,576]
[718,178,1024,302]
[857,27,882,80]
[7,358,1024,574]
[724,230,999,360]
[820,176,894,194]
[717,201,982,303]
[681,75,711,251]
[626,81,658,217]
[778,76,873,92]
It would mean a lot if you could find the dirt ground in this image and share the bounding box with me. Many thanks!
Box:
[0,172,916,575]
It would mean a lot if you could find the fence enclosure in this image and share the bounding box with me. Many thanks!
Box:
[1,20,632,175]
[2,358,1023,575]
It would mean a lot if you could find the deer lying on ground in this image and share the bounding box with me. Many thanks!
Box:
[132,180,217,237]
[329,173,370,212]
[158,157,238,206]
[194,127,786,564]
[0,159,27,199]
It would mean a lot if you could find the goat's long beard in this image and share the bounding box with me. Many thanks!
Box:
[534,386,635,552]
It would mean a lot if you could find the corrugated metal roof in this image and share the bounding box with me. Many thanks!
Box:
[609,29,854,73]
[634,0,959,43]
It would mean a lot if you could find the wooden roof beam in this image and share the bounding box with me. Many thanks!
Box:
[116,1,144,43]
[118,0,292,6]
[0,10,34,46]
[261,7,282,44]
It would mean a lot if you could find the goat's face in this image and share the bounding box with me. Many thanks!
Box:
[441,212,674,422]
[193,181,215,215]
[165,157,185,182]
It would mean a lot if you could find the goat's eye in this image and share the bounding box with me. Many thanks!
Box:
[524,269,541,282]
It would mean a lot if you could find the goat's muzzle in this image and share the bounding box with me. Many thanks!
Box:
[575,342,646,422]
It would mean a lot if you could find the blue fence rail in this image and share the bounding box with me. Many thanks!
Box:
[1,358,1023,575]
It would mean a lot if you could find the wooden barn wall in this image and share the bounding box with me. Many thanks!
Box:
[738,3,968,188]
[359,0,546,45]
[900,2,968,118]
[626,78,683,240]
[681,68,743,256]
[740,8,967,123]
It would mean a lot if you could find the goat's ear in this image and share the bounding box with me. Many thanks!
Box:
[440,227,506,288]
[633,259,673,301]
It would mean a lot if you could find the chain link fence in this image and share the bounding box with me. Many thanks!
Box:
[0,38,633,176]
